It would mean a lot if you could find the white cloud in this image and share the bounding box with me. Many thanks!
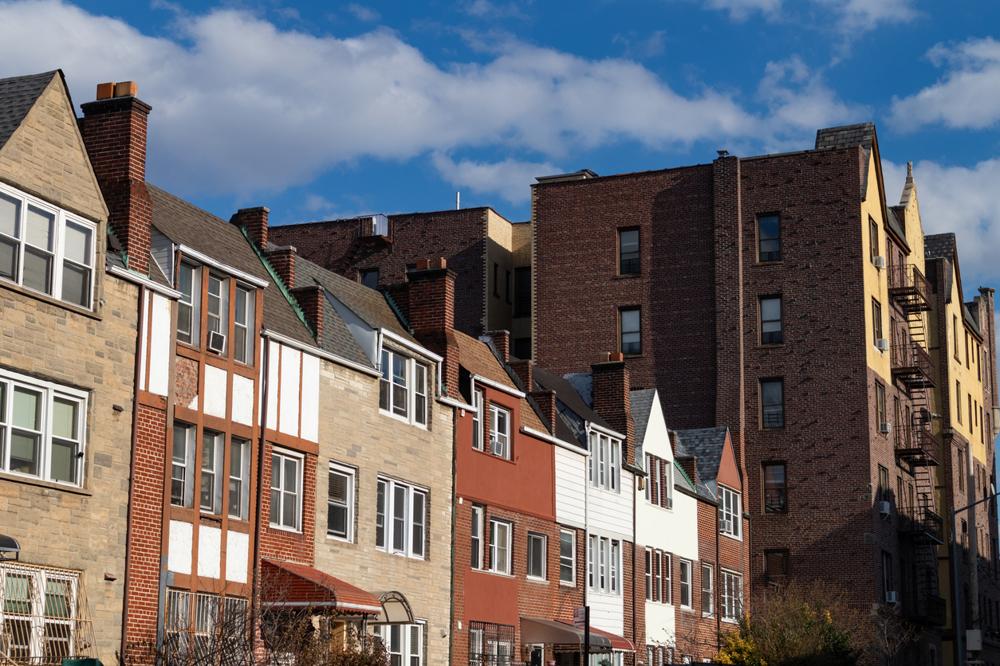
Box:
[702,0,781,21]
[699,0,917,32]
[612,30,666,59]
[0,0,763,198]
[462,0,529,20]
[883,159,1000,290]
[890,37,1000,131]
[345,3,380,23]
[431,153,559,205]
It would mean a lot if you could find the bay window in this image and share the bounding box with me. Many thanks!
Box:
[719,486,742,539]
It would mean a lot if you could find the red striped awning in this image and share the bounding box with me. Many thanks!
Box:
[261,558,382,615]
[589,626,635,652]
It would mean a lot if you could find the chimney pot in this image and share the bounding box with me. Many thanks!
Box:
[114,81,138,98]
[95,82,115,100]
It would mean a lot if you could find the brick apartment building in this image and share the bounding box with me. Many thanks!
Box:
[270,206,535,358]
[531,123,1000,665]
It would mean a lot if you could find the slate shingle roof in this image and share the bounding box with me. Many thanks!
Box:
[924,233,956,260]
[673,427,729,497]
[147,184,314,346]
[0,71,56,150]
[630,389,656,448]
[814,123,875,151]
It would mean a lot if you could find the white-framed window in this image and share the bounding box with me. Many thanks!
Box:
[228,437,250,520]
[176,261,200,345]
[0,183,96,309]
[588,431,621,492]
[270,449,302,531]
[327,462,356,541]
[645,454,674,510]
[721,570,744,622]
[490,519,512,575]
[719,486,742,539]
[375,622,424,666]
[645,548,653,600]
[559,529,575,586]
[0,563,79,664]
[171,422,195,507]
[376,476,427,558]
[233,284,255,364]
[200,430,224,514]
[472,389,484,451]
[587,535,621,595]
[490,404,511,460]
[588,652,623,666]
[379,349,428,426]
[206,273,228,352]
[471,505,485,569]
[469,626,483,666]
[701,564,714,616]
[527,532,547,580]
[653,550,662,602]
[679,559,693,608]
[663,553,672,604]
[0,368,87,486]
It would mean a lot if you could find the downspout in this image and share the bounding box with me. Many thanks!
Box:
[447,392,458,663]
[583,430,590,658]
[632,467,638,660]
[119,285,146,661]
[715,502,721,652]
[251,335,271,643]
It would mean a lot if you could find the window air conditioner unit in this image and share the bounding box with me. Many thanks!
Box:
[364,214,389,237]
[878,500,892,517]
[874,256,886,270]
[880,421,892,434]
[719,519,733,533]
[207,330,227,354]
[885,590,898,604]
[876,338,890,352]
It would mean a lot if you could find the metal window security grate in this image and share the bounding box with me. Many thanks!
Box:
[164,589,250,663]
[0,563,96,666]
[468,621,515,665]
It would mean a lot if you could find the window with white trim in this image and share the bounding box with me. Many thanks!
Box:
[472,389,484,451]
[679,559,692,608]
[375,622,424,666]
[721,570,744,622]
[233,284,255,364]
[587,535,621,595]
[171,423,195,507]
[228,437,250,520]
[327,462,355,541]
[206,273,228,353]
[200,430,223,514]
[719,486,742,539]
[0,183,96,309]
[0,369,87,486]
[176,261,200,345]
[588,431,621,492]
[701,564,714,616]
[489,404,511,460]
[0,564,79,664]
[379,349,428,426]
[526,532,546,580]
[471,505,485,569]
[490,519,512,575]
[645,454,673,509]
[376,477,427,558]
[663,553,672,604]
[559,529,575,585]
[270,449,302,531]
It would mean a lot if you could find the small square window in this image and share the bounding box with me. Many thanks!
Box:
[764,549,789,579]
[360,268,379,290]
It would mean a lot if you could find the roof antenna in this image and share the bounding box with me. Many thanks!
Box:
[456,191,461,210]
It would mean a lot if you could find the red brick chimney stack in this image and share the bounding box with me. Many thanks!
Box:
[486,330,510,363]
[531,388,558,434]
[509,358,533,392]
[407,258,459,396]
[80,80,152,273]
[591,352,636,465]
[231,207,270,250]
[267,246,297,289]
[291,285,324,340]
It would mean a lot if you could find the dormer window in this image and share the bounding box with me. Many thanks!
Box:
[379,348,428,426]
[175,261,255,363]
[176,262,200,345]
[233,284,255,364]
[0,184,96,309]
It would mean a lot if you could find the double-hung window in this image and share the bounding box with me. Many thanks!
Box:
[206,273,228,352]
[527,532,547,580]
[589,431,621,492]
[761,379,784,428]
[490,404,511,459]
[587,535,621,595]
[757,214,780,262]
[0,564,79,664]
[270,449,302,531]
[872,299,883,347]
[471,505,485,569]
[376,477,427,558]
[763,463,787,513]
[228,437,250,520]
[176,262,200,345]
[663,553,672,604]
[702,564,714,616]
[379,349,428,426]
[619,307,641,356]
[490,519,512,575]
[645,454,672,509]
[375,622,424,666]
[0,184,96,309]
[679,559,692,608]
[171,423,196,507]
[472,389,484,451]
[719,486,742,538]
[760,295,783,344]
[327,462,355,541]
[618,228,640,275]
[652,550,662,602]
[233,285,255,364]
[645,549,653,600]
[0,369,87,486]
[721,570,744,621]
[200,431,224,514]
[559,529,575,585]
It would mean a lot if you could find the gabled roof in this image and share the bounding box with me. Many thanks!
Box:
[291,257,373,367]
[673,427,729,497]
[630,389,656,447]
[925,232,956,260]
[147,184,314,345]
[814,122,875,151]
[0,71,57,150]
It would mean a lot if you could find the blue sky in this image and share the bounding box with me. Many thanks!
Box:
[0,0,998,295]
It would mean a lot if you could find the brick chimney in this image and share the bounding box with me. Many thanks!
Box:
[676,455,698,486]
[485,330,510,363]
[266,246,296,289]
[291,285,323,340]
[231,207,270,250]
[407,258,459,396]
[530,388,558,434]
[591,352,636,465]
[509,358,533,392]
[80,80,152,273]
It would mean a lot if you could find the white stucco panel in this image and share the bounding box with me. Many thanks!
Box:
[226,530,249,584]
[167,520,193,575]
[265,340,280,430]
[138,291,149,392]
[203,364,228,419]
[645,602,676,648]
[147,292,172,396]
[555,447,586,528]
[198,525,222,579]
[279,345,301,436]
[231,374,254,426]
[300,352,320,442]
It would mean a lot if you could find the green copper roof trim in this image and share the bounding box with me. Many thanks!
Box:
[239,226,316,339]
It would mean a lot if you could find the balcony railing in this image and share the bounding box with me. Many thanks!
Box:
[900,501,945,544]
[889,264,932,312]
[891,326,934,390]
[895,415,939,467]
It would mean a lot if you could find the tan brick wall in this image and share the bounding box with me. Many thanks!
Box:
[311,356,454,664]
[0,274,139,664]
